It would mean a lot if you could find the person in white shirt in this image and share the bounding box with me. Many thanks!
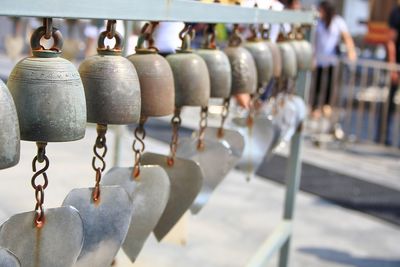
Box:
[313,1,356,115]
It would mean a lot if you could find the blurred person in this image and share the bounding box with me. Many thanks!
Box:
[313,1,356,118]
[382,1,400,145]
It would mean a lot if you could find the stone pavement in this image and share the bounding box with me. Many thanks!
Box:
[0,123,399,267]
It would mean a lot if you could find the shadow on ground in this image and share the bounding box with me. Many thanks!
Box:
[299,247,400,267]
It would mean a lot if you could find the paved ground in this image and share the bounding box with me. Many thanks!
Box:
[0,120,399,267]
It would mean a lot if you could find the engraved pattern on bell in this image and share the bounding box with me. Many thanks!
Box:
[141,152,203,241]
[224,46,257,95]
[128,53,174,117]
[62,186,133,267]
[0,79,20,169]
[79,55,141,124]
[166,53,210,107]
[0,207,84,267]
[0,248,20,267]
[244,41,274,87]
[196,49,232,99]
[7,56,87,142]
[102,166,170,263]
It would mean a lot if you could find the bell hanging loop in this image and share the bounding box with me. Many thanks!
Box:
[135,22,159,53]
[30,19,63,56]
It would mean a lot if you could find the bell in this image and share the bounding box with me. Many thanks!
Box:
[166,28,210,107]
[79,30,141,124]
[196,49,231,99]
[7,26,86,142]
[128,48,174,117]
[277,35,298,79]
[266,41,283,78]
[224,27,257,95]
[244,39,274,88]
[0,80,20,169]
[290,39,313,71]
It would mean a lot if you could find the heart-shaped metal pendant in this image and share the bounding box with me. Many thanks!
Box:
[0,207,83,267]
[141,152,203,241]
[233,116,281,174]
[102,165,170,263]
[62,186,132,267]
[0,248,20,267]
[202,127,245,169]
[177,138,232,214]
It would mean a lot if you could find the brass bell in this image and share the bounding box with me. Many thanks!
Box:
[79,21,141,124]
[0,79,20,169]
[7,22,86,142]
[290,27,313,71]
[224,24,257,95]
[167,25,210,107]
[127,23,174,117]
[244,26,274,88]
[196,25,231,99]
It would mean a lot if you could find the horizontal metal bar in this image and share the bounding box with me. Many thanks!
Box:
[245,220,292,267]
[0,0,316,24]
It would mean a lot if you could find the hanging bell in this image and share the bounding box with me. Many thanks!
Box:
[7,23,86,142]
[196,25,231,99]
[167,25,210,107]
[127,23,174,117]
[290,27,313,71]
[277,32,298,79]
[0,80,20,169]
[244,26,274,88]
[261,26,282,79]
[224,24,257,95]
[79,21,141,124]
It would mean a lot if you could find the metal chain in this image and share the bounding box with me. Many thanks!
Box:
[31,142,49,228]
[167,108,182,166]
[218,98,230,138]
[92,124,108,202]
[197,106,209,150]
[132,117,147,179]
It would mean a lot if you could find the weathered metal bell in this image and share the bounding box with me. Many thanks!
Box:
[224,44,257,95]
[290,40,313,71]
[196,49,231,99]
[278,41,298,79]
[244,40,274,87]
[265,41,282,79]
[167,27,210,108]
[0,80,20,169]
[128,49,174,117]
[79,31,141,124]
[7,26,86,142]
[167,53,210,107]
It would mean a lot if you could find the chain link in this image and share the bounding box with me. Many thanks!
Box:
[218,98,231,138]
[91,124,108,201]
[167,108,182,166]
[197,106,209,150]
[132,117,147,179]
[31,142,49,228]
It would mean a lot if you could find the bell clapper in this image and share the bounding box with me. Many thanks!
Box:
[91,124,108,202]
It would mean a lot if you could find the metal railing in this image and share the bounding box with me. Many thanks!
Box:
[308,56,400,148]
